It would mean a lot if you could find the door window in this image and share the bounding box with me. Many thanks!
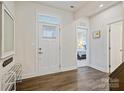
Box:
[42,25,57,39]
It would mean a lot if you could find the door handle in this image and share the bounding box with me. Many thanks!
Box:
[38,48,43,54]
[39,48,42,50]
[39,52,43,54]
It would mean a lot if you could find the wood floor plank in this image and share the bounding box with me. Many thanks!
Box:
[17,66,109,91]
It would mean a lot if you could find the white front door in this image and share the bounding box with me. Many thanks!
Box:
[109,21,123,73]
[38,23,60,75]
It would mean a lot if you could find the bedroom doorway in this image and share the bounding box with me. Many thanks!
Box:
[76,26,87,67]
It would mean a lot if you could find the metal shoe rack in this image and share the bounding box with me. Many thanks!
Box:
[1,63,22,91]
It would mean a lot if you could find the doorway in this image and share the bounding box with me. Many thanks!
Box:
[38,22,60,75]
[76,26,87,67]
[108,21,123,73]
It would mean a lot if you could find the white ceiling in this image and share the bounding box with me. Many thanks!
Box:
[37,1,88,12]
[37,1,121,16]
[76,1,121,17]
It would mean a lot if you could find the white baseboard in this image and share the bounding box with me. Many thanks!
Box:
[22,64,108,80]
[22,65,77,79]
[22,73,37,79]
[89,64,108,73]
[61,65,77,72]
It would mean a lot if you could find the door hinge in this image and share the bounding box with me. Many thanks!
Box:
[109,27,111,32]
[109,65,111,68]
[59,64,61,68]
[59,46,61,50]
[109,47,111,50]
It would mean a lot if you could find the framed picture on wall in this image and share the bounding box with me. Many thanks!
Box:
[93,31,101,39]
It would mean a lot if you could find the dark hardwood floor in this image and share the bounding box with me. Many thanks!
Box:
[17,66,109,91]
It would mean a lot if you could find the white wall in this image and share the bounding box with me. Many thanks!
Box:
[15,2,76,79]
[90,3,123,72]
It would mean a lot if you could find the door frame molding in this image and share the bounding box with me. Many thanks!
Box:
[35,13,61,76]
[107,20,123,74]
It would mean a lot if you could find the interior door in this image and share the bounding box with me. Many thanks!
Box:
[38,23,60,75]
[109,21,123,73]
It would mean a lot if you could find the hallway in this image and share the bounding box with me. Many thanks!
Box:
[0,1,123,91]
[17,67,109,91]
